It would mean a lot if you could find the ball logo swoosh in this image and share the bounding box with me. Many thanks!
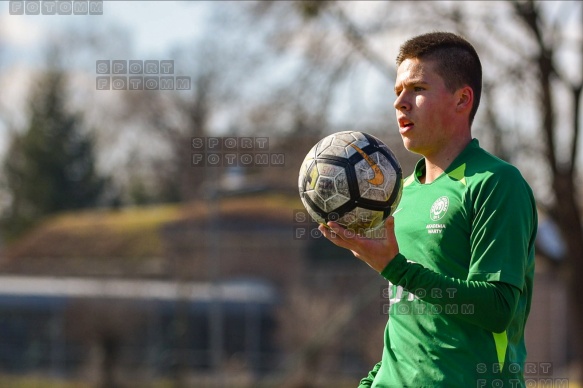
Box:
[350,144,385,186]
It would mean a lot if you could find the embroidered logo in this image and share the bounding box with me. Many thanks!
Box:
[430,196,449,221]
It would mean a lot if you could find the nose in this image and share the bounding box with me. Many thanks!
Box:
[394,91,410,111]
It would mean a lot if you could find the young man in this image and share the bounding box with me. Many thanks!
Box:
[319,32,537,387]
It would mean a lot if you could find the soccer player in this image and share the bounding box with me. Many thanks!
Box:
[319,32,537,387]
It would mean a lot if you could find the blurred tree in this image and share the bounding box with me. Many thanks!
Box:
[1,66,106,242]
[108,49,219,204]
[510,0,583,380]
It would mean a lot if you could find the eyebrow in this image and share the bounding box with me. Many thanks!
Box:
[394,78,429,93]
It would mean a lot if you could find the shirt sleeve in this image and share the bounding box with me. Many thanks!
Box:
[357,361,382,388]
[381,254,520,333]
[467,165,537,289]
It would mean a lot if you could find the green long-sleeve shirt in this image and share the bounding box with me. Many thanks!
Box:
[359,140,537,388]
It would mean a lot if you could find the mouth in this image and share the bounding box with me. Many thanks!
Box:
[398,117,414,132]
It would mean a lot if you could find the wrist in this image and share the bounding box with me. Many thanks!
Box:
[380,253,407,279]
[371,251,399,273]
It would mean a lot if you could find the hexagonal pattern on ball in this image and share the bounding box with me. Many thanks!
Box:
[316,131,370,159]
[301,196,325,224]
[337,207,385,234]
[304,161,350,213]
[299,130,403,233]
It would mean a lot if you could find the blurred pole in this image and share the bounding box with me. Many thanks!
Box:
[207,169,224,386]
[245,301,260,378]
[174,277,191,387]
[50,311,64,378]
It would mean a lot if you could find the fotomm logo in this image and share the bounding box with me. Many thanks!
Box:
[430,196,449,221]
[191,137,284,167]
[9,1,103,15]
[96,60,191,91]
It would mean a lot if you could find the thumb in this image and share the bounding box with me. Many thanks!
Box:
[384,216,395,232]
[383,216,399,249]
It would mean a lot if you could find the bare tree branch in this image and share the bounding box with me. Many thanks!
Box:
[571,84,582,175]
[322,3,395,82]
[570,4,583,176]
[512,0,559,177]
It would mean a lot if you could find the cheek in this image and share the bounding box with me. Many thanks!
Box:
[419,96,452,122]
[415,96,438,122]
[415,95,439,117]
[414,95,425,108]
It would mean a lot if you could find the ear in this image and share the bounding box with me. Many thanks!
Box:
[455,86,473,113]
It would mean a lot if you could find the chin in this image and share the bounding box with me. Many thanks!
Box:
[401,138,416,152]
[402,142,424,156]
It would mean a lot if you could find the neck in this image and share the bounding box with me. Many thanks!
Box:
[420,136,472,184]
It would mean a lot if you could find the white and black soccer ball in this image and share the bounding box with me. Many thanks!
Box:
[298,131,403,235]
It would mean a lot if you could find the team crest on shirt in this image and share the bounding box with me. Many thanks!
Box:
[430,196,449,221]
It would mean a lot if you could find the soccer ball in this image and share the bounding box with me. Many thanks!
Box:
[298,131,403,236]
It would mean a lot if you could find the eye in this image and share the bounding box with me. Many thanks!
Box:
[414,86,425,92]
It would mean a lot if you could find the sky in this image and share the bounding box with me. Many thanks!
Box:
[0,1,210,58]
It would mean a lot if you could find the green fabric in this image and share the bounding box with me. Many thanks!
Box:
[365,139,537,387]
[493,331,509,370]
[358,361,382,388]
[380,254,521,333]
